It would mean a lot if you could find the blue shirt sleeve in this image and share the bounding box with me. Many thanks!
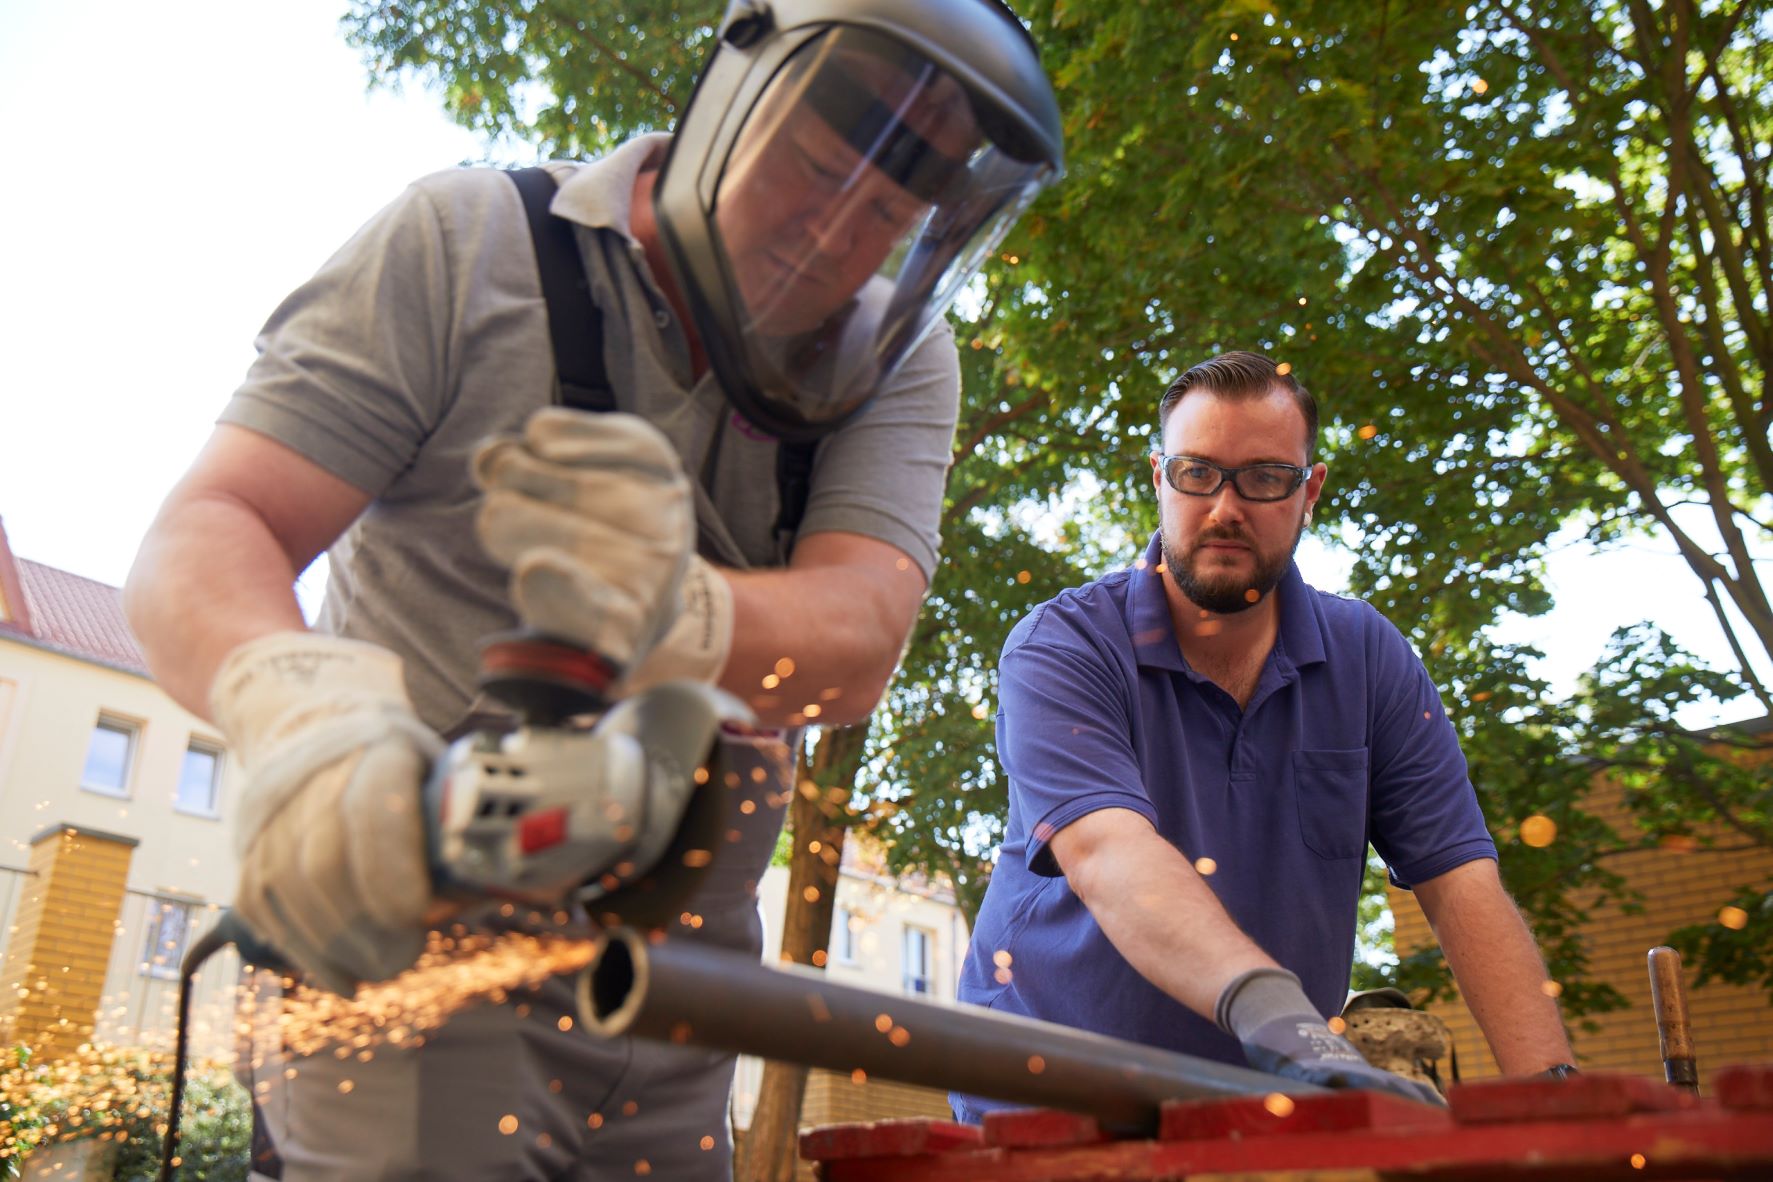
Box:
[1362,607,1498,888]
[997,608,1160,878]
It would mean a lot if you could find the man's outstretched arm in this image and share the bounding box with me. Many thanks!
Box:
[1050,807,1277,1014]
[1413,857,1574,1075]
[721,531,927,727]
[1050,807,1442,1103]
[124,424,370,718]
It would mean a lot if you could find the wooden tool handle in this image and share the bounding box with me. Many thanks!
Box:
[1647,945,1699,1093]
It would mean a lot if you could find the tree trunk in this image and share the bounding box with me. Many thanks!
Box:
[734,723,870,1182]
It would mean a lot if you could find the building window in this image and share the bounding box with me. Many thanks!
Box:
[833,907,858,964]
[176,741,223,816]
[140,899,193,981]
[80,716,138,797]
[902,925,933,996]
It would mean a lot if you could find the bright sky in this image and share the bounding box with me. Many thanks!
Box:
[0,0,482,588]
[0,0,1762,726]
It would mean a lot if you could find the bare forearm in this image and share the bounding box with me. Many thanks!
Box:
[1062,818,1277,1018]
[125,494,309,719]
[720,543,924,727]
[1417,861,1573,1075]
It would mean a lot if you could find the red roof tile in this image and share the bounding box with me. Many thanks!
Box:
[6,559,149,676]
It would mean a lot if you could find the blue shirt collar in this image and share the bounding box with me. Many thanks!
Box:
[1127,531,1327,673]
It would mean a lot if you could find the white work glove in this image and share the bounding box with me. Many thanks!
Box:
[212,631,444,994]
[619,554,733,694]
[472,408,730,684]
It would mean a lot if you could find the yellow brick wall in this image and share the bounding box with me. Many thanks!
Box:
[0,825,137,1061]
[802,1068,955,1128]
[1390,773,1773,1086]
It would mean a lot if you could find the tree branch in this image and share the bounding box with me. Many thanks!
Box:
[1701,575,1773,715]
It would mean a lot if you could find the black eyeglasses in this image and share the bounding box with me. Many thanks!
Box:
[1158,454,1309,502]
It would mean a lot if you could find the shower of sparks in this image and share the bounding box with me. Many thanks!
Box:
[0,927,604,1165]
[267,929,601,1060]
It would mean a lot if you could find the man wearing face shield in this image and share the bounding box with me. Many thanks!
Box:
[123,2,1061,1178]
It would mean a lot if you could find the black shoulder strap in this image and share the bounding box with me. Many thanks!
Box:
[507,167,614,412]
[775,439,817,544]
[506,166,815,552]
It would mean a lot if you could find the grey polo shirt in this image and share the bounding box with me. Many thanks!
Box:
[220,133,960,732]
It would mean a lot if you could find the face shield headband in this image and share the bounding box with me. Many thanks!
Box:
[798,60,968,204]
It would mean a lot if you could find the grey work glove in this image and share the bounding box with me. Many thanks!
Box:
[473,409,728,683]
[212,632,444,994]
[1217,968,1446,1106]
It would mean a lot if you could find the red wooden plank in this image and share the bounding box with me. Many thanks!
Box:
[800,1119,984,1162]
[981,1108,1108,1149]
[1715,1063,1773,1111]
[1447,1070,1693,1124]
[814,1107,1773,1182]
[1160,1089,1452,1141]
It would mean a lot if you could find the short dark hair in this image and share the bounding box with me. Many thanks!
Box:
[1157,351,1318,460]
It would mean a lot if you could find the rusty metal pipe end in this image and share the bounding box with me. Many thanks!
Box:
[576,926,649,1037]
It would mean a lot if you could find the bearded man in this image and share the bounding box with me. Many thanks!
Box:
[953,351,1575,1119]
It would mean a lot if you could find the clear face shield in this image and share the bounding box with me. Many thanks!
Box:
[705,27,1053,439]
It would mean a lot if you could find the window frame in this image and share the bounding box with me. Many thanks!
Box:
[901,924,934,996]
[139,897,194,982]
[174,738,225,819]
[80,714,140,798]
[832,905,858,965]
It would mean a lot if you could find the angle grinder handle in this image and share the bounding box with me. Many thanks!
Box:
[1647,945,1700,1094]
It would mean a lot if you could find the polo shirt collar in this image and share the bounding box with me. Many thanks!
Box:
[549,132,674,237]
[1128,532,1187,673]
[1127,531,1328,673]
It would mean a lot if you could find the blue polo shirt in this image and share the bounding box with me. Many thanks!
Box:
[953,534,1495,1121]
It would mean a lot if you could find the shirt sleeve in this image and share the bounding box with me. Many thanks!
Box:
[997,610,1160,878]
[218,178,460,497]
[1363,608,1498,888]
[794,318,960,580]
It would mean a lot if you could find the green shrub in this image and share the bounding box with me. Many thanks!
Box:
[109,1067,250,1182]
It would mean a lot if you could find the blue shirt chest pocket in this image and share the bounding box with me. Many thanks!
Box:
[1291,748,1370,860]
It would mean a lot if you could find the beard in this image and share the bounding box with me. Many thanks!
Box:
[1161,519,1303,615]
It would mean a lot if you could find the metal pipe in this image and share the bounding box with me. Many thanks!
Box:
[1647,945,1700,1094]
[576,928,1325,1133]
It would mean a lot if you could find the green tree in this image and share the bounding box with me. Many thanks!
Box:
[341,0,1773,1139]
